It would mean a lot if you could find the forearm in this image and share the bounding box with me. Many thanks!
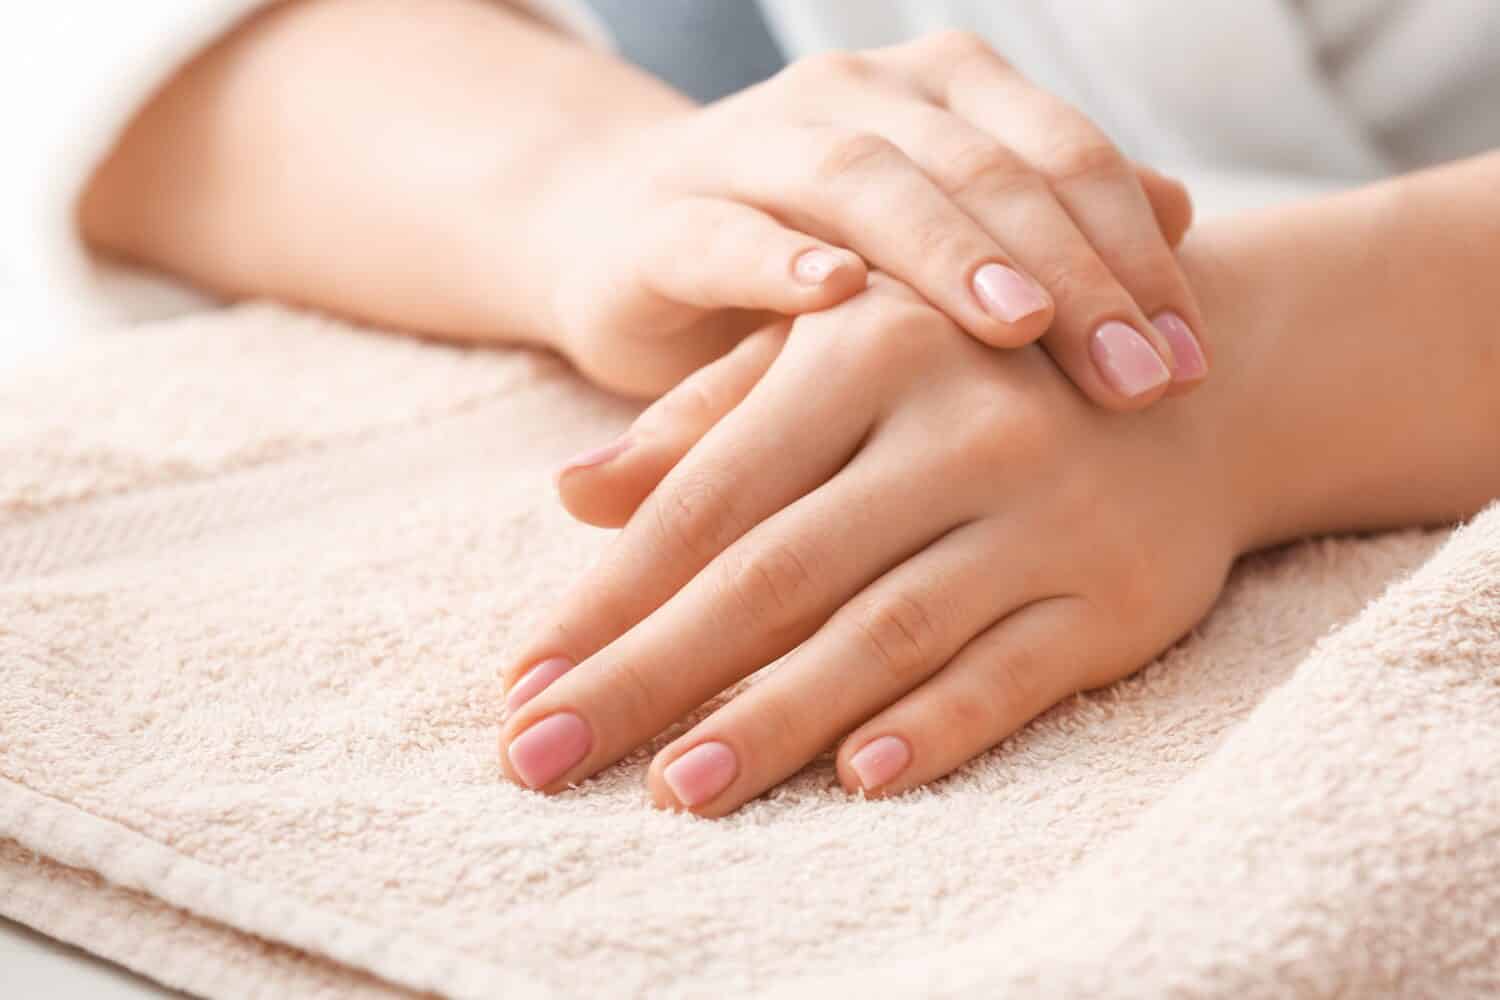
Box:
[1188,153,1500,553]
[79,0,690,345]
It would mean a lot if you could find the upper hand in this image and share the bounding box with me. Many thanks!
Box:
[543,31,1207,403]
[499,277,1238,815]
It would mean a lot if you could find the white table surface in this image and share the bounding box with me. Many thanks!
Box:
[0,918,174,998]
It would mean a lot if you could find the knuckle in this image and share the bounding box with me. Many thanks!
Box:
[931,686,994,738]
[598,657,669,734]
[786,50,871,85]
[1029,252,1125,316]
[851,592,944,682]
[954,391,1054,466]
[989,646,1045,713]
[798,284,929,357]
[653,470,741,565]
[651,367,721,427]
[749,688,809,751]
[842,300,937,369]
[940,142,1039,200]
[716,541,820,635]
[1104,247,1189,312]
[909,218,979,272]
[923,29,995,64]
[990,653,1038,707]
[1044,140,1130,189]
[813,130,901,184]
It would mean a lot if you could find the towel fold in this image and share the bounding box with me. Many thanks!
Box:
[2,304,1496,998]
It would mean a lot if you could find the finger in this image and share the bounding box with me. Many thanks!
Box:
[639,197,867,316]
[500,445,969,793]
[876,33,1206,399]
[503,327,881,702]
[934,55,1209,390]
[644,519,1035,816]
[703,122,1057,348]
[555,323,785,529]
[1134,164,1194,248]
[859,99,1175,408]
[835,596,1095,797]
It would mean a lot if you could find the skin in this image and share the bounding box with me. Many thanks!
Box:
[81,0,1203,401]
[502,153,1500,815]
[72,0,1500,812]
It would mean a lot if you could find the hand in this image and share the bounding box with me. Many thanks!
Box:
[83,4,1200,404]
[498,276,1240,815]
[542,30,1206,400]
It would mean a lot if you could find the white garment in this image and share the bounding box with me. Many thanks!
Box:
[760,0,1500,177]
[0,1,607,347]
[3,0,1497,341]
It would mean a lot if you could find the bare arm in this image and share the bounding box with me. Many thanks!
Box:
[80,0,689,347]
[1196,151,1500,552]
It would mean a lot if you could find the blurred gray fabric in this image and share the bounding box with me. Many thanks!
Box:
[582,0,786,102]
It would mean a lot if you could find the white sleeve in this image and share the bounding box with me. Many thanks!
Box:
[0,1,612,350]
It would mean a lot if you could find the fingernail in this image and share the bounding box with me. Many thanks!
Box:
[972,263,1049,323]
[1090,321,1171,398]
[507,712,591,789]
[794,249,844,285]
[662,741,738,807]
[848,735,911,792]
[506,657,573,714]
[555,435,631,480]
[1152,311,1207,382]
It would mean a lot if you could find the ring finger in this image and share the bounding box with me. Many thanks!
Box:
[834,595,1098,797]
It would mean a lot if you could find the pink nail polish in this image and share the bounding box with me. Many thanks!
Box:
[794,249,843,285]
[1152,311,1207,382]
[848,735,911,791]
[1090,321,1171,398]
[506,657,573,714]
[507,712,591,789]
[972,263,1049,323]
[555,435,631,480]
[662,741,738,807]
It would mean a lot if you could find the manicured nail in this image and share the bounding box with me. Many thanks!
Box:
[505,657,573,714]
[972,263,1049,323]
[848,735,911,792]
[794,249,844,285]
[555,435,631,480]
[1090,321,1171,398]
[662,741,738,807]
[1152,311,1207,382]
[507,712,591,789]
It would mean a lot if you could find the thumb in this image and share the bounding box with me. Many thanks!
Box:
[638,197,867,316]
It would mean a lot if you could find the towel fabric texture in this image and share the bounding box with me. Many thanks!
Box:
[1,301,1497,997]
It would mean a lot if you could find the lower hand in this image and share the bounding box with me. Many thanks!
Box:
[499,275,1241,815]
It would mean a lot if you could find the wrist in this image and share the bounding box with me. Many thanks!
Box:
[1174,215,1321,558]
[455,62,696,353]
[1179,174,1500,558]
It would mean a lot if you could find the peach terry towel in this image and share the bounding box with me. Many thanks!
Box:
[1,305,1497,998]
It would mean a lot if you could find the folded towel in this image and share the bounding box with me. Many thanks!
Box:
[2,304,1496,998]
